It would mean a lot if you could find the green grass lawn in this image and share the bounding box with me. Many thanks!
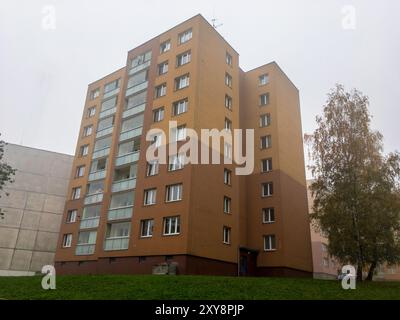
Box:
[0,275,399,300]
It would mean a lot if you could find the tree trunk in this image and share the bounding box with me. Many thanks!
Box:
[357,264,363,282]
[366,261,377,281]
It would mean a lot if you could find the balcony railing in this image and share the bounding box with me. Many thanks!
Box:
[88,170,106,182]
[103,87,120,100]
[125,81,148,98]
[104,237,129,251]
[115,151,140,167]
[108,206,133,221]
[129,60,151,75]
[96,126,113,139]
[123,103,146,119]
[75,244,95,255]
[79,217,100,230]
[84,193,103,205]
[99,106,116,119]
[92,147,110,159]
[119,127,142,142]
[111,178,136,193]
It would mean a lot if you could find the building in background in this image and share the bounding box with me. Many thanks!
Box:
[55,14,313,276]
[0,144,73,276]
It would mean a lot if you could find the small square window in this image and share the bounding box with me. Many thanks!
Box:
[262,208,275,223]
[261,158,272,172]
[144,188,157,206]
[178,29,192,44]
[158,61,169,75]
[259,74,269,85]
[160,40,171,53]
[260,93,270,106]
[261,182,273,197]
[153,107,164,122]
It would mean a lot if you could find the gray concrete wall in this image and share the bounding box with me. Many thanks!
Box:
[0,144,73,276]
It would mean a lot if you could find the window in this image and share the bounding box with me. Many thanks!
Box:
[173,98,188,116]
[160,40,171,53]
[78,231,97,245]
[224,143,232,160]
[175,74,190,90]
[146,160,159,176]
[101,96,117,112]
[226,52,232,66]
[168,154,185,171]
[90,88,100,100]
[62,234,72,248]
[225,73,232,88]
[178,29,192,44]
[113,164,137,182]
[75,165,85,178]
[72,187,81,200]
[150,133,162,148]
[158,61,169,75]
[104,79,120,93]
[80,145,89,157]
[175,125,187,142]
[225,95,232,110]
[224,169,231,185]
[110,191,134,209]
[87,180,104,195]
[264,235,276,251]
[87,106,96,118]
[97,116,114,131]
[126,90,147,110]
[224,118,232,131]
[260,135,272,149]
[261,158,272,173]
[106,222,130,238]
[66,209,77,223]
[153,107,164,122]
[260,114,271,127]
[140,219,154,238]
[262,182,273,197]
[262,208,275,223]
[260,93,270,106]
[223,196,231,214]
[83,125,93,137]
[82,205,101,219]
[177,51,191,66]
[121,114,144,132]
[155,83,167,98]
[166,184,182,202]
[163,216,180,235]
[223,226,231,244]
[131,51,152,68]
[259,74,269,85]
[144,188,157,205]
[118,137,140,156]
[94,136,112,151]
[127,70,148,88]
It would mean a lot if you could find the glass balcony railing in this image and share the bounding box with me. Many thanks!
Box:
[119,127,142,142]
[129,60,151,76]
[104,237,129,251]
[108,206,133,221]
[123,103,146,119]
[96,126,113,139]
[99,106,116,119]
[92,147,110,159]
[79,217,100,230]
[88,170,106,182]
[103,87,120,100]
[84,193,103,205]
[115,151,140,167]
[125,81,148,98]
[111,178,136,193]
[75,244,95,255]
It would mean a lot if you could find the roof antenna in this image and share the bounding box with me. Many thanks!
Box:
[211,17,223,29]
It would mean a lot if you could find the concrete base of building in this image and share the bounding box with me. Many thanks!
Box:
[313,272,337,280]
[55,255,312,277]
[0,269,36,277]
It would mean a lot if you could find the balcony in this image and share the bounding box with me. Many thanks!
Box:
[88,170,106,182]
[84,193,103,205]
[103,87,120,100]
[119,127,142,142]
[125,81,148,98]
[129,60,151,76]
[75,244,95,255]
[104,237,129,251]
[92,147,110,159]
[99,106,116,119]
[123,103,146,119]
[115,151,140,167]
[111,178,136,193]
[108,206,133,221]
[79,217,100,230]
[96,126,113,139]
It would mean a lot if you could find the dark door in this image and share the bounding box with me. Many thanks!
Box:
[239,249,258,276]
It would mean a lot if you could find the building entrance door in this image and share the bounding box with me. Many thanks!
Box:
[239,248,258,276]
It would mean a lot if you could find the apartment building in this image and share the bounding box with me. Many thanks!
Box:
[55,14,313,277]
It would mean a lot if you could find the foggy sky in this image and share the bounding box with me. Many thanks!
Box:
[1,0,399,157]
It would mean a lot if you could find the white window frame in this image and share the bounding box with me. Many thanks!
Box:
[160,40,171,53]
[264,235,277,251]
[177,51,191,66]
[260,114,271,127]
[173,99,188,116]
[260,93,270,106]
[62,234,72,248]
[163,216,181,235]
[262,208,275,223]
[260,135,272,149]
[223,227,231,244]
[261,158,272,172]
[76,166,85,178]
[158,61,169,75]
[259,74,269,85]
[168,154,185,171]
[223,196,231,214]
[80,145,89,157]
[155,84,167,98]
[224,169,231,185]
[226,52,232,66]
[153,107,164,122]
[144,188,157,206]
[66,209,77,223]
[88,106,96,118]
[262,182,273,197]
[140,219,154,238]
[225,73,232,87]
[225,95,232,110]
[72,187,81,200]
[146,160,159,176]
[166,184,183,202]
[175,74,190,90]
[179,29,192,44]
